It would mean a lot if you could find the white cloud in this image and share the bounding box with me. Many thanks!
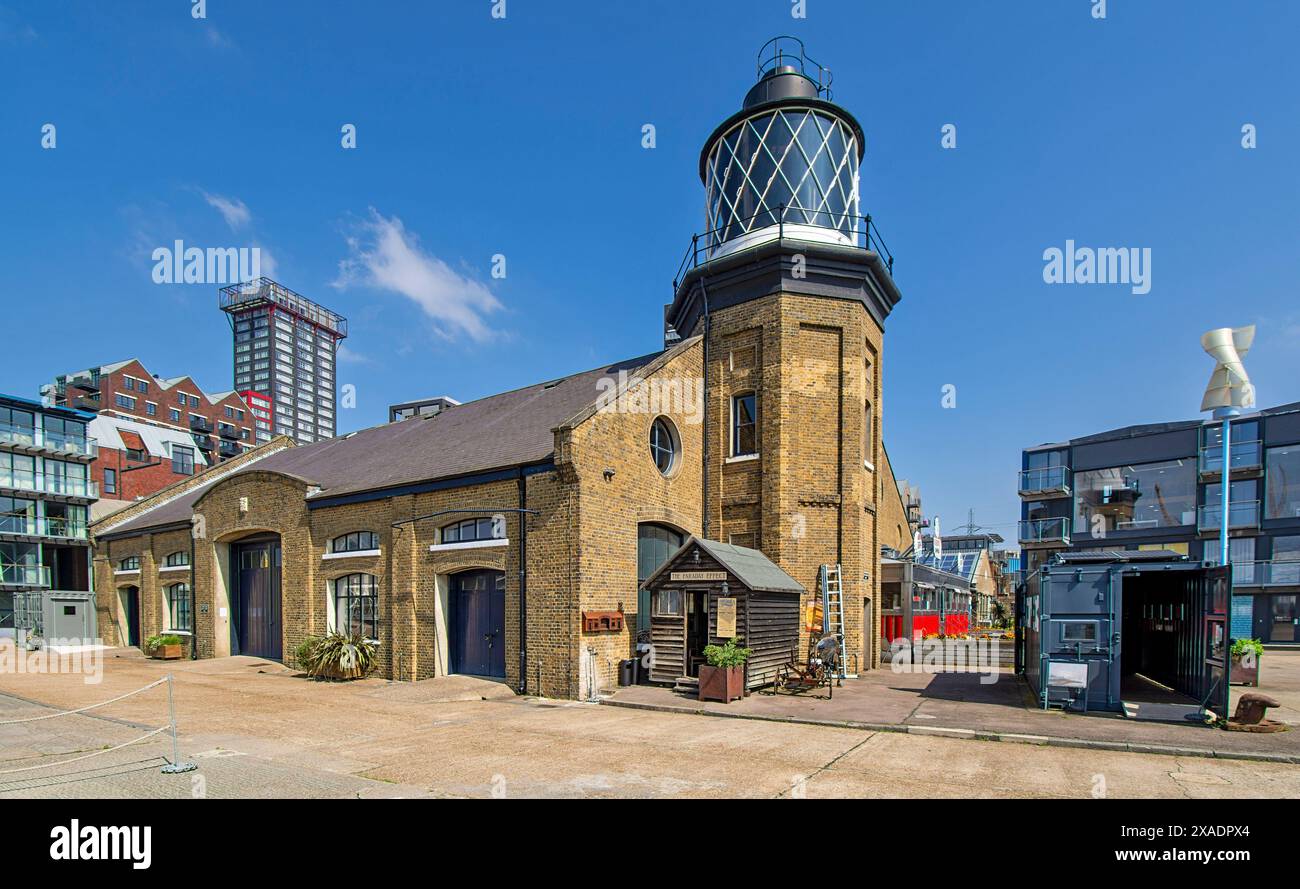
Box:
[337,344,370,364]
[202,192,251,230]
[334,210,503,342]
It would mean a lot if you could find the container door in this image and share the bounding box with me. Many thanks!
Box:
[1203,564,1231,717]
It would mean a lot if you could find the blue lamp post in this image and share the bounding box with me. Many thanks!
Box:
[1199,325,1256,711]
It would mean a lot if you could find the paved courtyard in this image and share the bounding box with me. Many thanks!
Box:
[1,645,1297,799]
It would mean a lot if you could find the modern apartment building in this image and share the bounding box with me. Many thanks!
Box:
[220,278,347,445]
[44,358,255,508]
[1019,401,1300,645]
[0,393,97,641]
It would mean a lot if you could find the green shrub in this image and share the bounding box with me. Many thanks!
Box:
[703,637,752,668]
[145,634,183,651]
[298,632,378,680]
[293,635,321,670]
[1231,637,1264,659]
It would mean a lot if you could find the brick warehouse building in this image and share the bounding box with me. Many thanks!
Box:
[89,39,908,697]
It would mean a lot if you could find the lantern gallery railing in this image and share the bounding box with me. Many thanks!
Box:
[674,204,893,290]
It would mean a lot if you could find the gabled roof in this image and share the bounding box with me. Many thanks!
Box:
[641,536,805,594]
[99,342,701,538]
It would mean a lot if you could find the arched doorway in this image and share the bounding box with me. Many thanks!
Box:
[450,569,505,677]
[231,535,282,660]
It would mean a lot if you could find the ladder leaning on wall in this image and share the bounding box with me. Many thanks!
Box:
[818,564,848,680]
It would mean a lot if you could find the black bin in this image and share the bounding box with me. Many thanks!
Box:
[618,658,636,687]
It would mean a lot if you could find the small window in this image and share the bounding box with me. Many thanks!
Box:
[167,582,192,630]
[441,517,501,544]
[63,605,76,616]
[169,408,181,423]
[652,589,684,617]
[171,445,195,476]
[146,402,157,416]
[164,551,190,567]
[1061,621,1099,643]
[731,392,757,457]
[334,573,379,639]
[332,531,379,553]
[118,556,140,571]
[104,468,117,495]
[649,417,679,475]
[115,393,136,410]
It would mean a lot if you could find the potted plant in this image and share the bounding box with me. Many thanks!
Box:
[298,632,378,681]
[1231,638,1264,687]
[698,637,752,703]
[145,634,184,660]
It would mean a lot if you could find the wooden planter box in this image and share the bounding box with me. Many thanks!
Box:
[698,664,745,703]
[150,644,183,660]
[1231,653,1260,687]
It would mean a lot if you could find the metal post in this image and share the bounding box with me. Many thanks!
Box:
[160,673,197,774]
[1219,415,1231,566]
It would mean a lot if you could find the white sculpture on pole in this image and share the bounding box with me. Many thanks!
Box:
[1200,325,1256,412]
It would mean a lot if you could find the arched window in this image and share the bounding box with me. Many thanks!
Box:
[731,392,757,457]
[166,582,191,631]
[118,556,140,571]
[637,523,685,632]
[441,517,501,544]
[332,531,379,553]
[649,417,679,475]
[164,551,190,567]
[334,574,379,639]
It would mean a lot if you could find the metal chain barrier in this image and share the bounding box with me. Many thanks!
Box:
[0,674,196,775]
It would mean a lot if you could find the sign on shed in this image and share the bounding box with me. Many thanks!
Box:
[716,597,737,637]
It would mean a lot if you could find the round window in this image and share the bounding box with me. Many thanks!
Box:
[649,417,679,476]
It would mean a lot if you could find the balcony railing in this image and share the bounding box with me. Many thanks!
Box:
[1231,560,1300,588]
[0,516,89,540]
[1018,466,1071,496]
[0,421,98,458]
[1197,499,1260,532]
[0,562,51,587]
[1198,440,1263,475]
[1019,517,1071,545]
[0,467,97,499]
[189,416,213,433]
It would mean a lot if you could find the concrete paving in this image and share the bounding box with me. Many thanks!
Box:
[608,659,1300,760]
[1,645,1297,798]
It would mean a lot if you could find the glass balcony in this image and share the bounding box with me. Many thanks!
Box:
[0,515,89,540]
[1018,466,1070,496]
[1231,560,1300,587]
[1198,440,1262,475]
[1197,499,1260,532]
[0,562,50,587]
[0,467,97,499]
[0,421,98,458]
[1019,517,1070,545]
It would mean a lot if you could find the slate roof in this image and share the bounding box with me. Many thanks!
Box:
[98,345,693,538]
[643,536,805,594]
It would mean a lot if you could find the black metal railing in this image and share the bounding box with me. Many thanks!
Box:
[757,36,833,98]
[673,204,894,291]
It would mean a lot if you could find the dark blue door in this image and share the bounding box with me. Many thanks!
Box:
[234,540,282,660]
[452,570,505,677]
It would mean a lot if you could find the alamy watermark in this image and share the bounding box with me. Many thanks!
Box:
[1042,240,1151,295]
[595,371,704,425]
[152,240,262,285]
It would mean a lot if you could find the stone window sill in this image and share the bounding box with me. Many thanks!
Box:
[322,549,382,561]
[429,539,509,553]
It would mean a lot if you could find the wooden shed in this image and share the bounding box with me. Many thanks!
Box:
[640,537,805,691]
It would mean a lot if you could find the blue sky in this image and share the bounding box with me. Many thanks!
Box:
[3,0,1298,543]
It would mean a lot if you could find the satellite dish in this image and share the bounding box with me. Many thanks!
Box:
[1199,325,1256,412]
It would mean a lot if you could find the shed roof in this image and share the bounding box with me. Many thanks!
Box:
[643,536,805,594]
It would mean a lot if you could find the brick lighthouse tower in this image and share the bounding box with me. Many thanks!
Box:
[666,37,902,671]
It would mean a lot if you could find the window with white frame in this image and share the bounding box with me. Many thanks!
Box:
[332,531,379,553]
[333,573,378,639]
[731,392,757,457]
[167,582,192,630]
[164,551,190,567]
